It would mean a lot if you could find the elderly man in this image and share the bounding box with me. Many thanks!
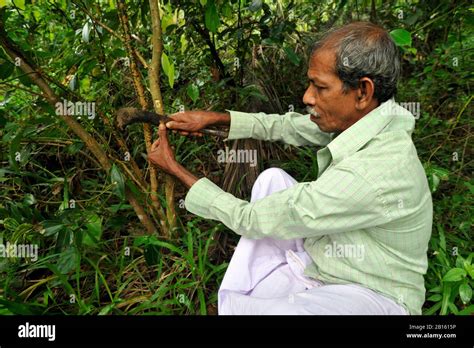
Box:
[149,21,433,315]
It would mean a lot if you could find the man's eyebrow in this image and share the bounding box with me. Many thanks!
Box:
[307,75,325,84]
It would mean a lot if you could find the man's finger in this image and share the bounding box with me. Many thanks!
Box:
[159,123,168,142]
[168,112,182,119]
[151,138,160,151]
[165,120,178,129]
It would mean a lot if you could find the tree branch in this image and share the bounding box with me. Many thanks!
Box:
[148,0,177,236]
[117,0,169,235]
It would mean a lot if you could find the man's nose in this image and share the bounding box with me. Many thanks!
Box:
[303,87,316,106]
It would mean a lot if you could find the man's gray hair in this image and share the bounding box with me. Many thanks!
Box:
[311,22,401,103]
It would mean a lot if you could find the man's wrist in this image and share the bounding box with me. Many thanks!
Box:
[172,163,199,189]
[210,111,230,126]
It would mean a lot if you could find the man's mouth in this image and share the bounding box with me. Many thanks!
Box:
[306,106,321,120]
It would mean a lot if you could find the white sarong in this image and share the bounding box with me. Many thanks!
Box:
[218,168,408,315]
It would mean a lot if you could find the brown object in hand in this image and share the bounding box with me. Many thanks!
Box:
[116,107,229,138]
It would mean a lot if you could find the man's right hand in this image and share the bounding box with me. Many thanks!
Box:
[166,110,230,136]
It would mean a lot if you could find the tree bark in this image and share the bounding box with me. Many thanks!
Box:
[117,0,169,236]
[148,0,177,236]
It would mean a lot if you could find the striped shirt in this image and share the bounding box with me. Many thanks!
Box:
[184,99,433,315]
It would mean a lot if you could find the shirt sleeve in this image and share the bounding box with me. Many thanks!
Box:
[184,166,392,240]
[226,110,334,147]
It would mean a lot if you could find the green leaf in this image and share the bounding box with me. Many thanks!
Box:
[161,52,175,88]
[426,294,442,302]
[430,173,440,192]
[80,76,90,93]
[221,2,232,17]
[466,264,474,280]
[458,304,474,315]
[0,62,14,79]
[98,303,117,315]
[57,247,78,274]
[283,46,301,65]
[248,0,262,12]
[390,29,412,47]
[180,34,188,54]
[0,298,40,315]
[187,84,199,102]
[83,213,102,247]
[447,302,458,314]
[82,21,91,43]
[41,220,65,236]
[22,193,36,206]
[459,283,472,304]
[2,217,19,231]
[205,0,220,33]
[12,0,24,10]
[161,13,175,33]
[33,9,41,21]
[442,268,467,282]
[406,47,417,55]
[68,74,77,91]
[440,284,451,315]
[110,164,125,200]
[433,169,449,181]
[66,141,83,155]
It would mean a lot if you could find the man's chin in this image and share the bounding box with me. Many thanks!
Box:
[312,121,330,133]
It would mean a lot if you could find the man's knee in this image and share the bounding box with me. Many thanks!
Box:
[251,167,296,202]
[255,167,288,186]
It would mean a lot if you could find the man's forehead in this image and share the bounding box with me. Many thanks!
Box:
[307,49,336,78]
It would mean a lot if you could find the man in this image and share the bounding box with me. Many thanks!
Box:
[149,22,433,315]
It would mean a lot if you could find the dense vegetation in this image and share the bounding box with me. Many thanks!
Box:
[0,0,472,315]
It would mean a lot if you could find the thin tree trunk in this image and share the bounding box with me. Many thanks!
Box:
[148,0,177,236]
[117,0,168,236]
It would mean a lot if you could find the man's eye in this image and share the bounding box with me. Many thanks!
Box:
[310,82,324,89]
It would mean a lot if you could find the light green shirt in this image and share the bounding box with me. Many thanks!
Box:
[184,99,433,315]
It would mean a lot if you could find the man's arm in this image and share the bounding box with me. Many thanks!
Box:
[184,165,392,240]
[150,124,389,239]
[165,109,333,147]
[226,110,334,147]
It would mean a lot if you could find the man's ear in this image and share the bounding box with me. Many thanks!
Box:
[355,77,375,110]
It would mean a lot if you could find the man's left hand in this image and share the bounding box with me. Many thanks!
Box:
[149,123,179,176]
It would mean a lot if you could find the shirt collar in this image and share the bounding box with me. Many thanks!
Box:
[326,99,415,163]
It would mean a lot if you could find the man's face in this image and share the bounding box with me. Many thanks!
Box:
[303,49,361,133]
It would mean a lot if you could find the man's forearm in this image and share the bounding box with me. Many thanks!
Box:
[172,163,199,189]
